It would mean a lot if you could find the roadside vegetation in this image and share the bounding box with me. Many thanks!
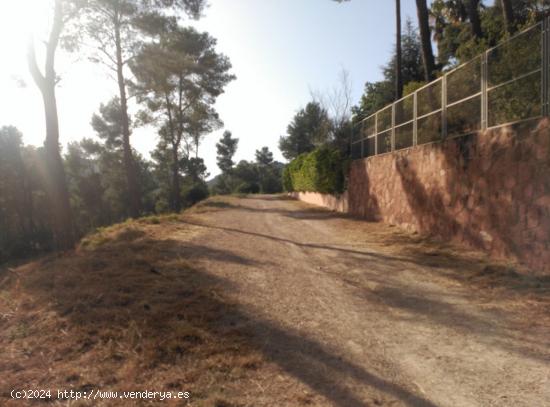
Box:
[2,1,548,264]
[210,132,284,195]
[0,200,268,406]
[283,147,346,195]
[280,1,549,195]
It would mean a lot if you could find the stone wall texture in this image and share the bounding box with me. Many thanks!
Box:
[347,118,550,274]
[289,191,348,213]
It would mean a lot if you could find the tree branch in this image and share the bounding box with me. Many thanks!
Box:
[27,38,46,91]
[45,0,64,82]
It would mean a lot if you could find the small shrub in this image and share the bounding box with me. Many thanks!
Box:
[236,182,260,194]
[183,182,209,206]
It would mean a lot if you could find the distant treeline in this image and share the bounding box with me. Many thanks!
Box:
[0,123,284,263]
[5,0,548,263]
[210,131,284,195]
[0,123,205,263]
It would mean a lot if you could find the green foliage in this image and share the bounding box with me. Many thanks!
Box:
[83,0,208,78]
[65,137,157,236]
[352,81,394,123]
[383,19,426,88]
[0,120,213,263]
[352,1,550,126]
[130,26,233,150]
[216,131,239,173]
[255,146,274,166]
[90,98,127,150]
[88,99,157,218]
[257,153,283,194]
[81,0,212,217]
[211,147,283,195]
[279,102,332,160]
[182,181,209,206]
[210,173,238,195]
[131,25,234,212]
[403,80,426,96]
[232,160,259,191]
[236,181,260,194]
[283,147,345,195]
[151,143,210,212]
[0,126,52,262]
[430,0,549,67]
[282,165,293,193]
[353,20,426,121]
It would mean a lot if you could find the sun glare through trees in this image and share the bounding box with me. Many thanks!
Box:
[1,1,549,406]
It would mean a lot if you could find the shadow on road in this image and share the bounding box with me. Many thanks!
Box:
[9,227,438,407]
[186,197,550,365]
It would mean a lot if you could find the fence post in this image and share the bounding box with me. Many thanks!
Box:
[442,75,447,139]
[481,51,488,130]
[350,124,354,159]
[413,91,418,146]
[543,18,549,117]
[391,104,396,151]
[374,113,378,155]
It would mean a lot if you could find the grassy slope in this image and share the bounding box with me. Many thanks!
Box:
[0,201,266,407]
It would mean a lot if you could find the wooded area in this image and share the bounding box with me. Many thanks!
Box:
[1,0,285,263]
[2,0,550,263]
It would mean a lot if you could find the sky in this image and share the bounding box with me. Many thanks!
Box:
[0,0,422,178]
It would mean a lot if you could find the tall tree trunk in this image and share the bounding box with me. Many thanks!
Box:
[27,0,74,250]
[500,0,515,35]
[395,0,403,100]
[415,0,437,82]
[171,145,181,212]
[467,0,483,39]
[114,18,141,218]
[42,85,75,248]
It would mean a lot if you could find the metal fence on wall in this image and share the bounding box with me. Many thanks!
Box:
[351,19,549,160]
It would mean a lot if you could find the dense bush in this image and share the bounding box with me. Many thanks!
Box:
[182,181,210,206]
[282,165,293,192]
[236,181,260,194]
[283,146,345,194]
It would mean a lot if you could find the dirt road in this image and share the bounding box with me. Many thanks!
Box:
[176,195,550,407]
[2,195,549,407]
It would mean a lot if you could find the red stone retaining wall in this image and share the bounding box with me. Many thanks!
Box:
[289,192,348,213]
[348,119,550,274]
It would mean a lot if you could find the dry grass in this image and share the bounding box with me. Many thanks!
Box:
[335,211,550,321]
[2,196,548,406]
[0,214,269,406]
[186,196,242,215]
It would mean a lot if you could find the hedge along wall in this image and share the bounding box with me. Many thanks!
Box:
[348,118,550,275]
[283,147,345,195]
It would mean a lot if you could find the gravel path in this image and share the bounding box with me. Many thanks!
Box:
[177,195,550,407]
